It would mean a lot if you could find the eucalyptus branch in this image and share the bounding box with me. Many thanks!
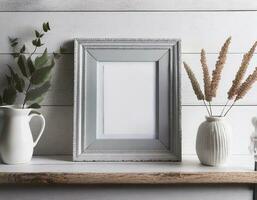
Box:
[22,81,31,108]
[30,46,38,57]
[0,22,55,109]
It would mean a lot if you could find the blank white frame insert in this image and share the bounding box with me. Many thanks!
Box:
[97,62,156,139]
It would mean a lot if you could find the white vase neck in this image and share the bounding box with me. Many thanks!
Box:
[205,116,225,122]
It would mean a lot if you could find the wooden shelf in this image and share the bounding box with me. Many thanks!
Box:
[0,155,256,184]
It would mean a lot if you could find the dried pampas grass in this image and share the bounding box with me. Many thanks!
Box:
[210,37,231,97]
[200,49,212,102]
[183,62,204,100]
[227,41,257,100]
[183,37,257,117]
[236,67,257,101]
[223,67,257,117]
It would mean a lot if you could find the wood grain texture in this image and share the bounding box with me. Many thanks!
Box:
[0,0,256,11]
[0,156,254,184]
[0,172,256,184]
[0,12,257,53]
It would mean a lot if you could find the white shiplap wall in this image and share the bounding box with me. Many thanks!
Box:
[0,1,255,200]
[0,1,257,157]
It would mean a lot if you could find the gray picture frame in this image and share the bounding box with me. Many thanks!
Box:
[73,38,181,162]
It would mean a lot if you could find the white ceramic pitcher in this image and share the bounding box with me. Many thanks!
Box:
[0,107,45,164]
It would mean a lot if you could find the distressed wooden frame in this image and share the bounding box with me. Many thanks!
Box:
[74,38,181,162]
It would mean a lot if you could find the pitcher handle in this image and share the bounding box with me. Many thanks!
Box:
[29,113,46,147]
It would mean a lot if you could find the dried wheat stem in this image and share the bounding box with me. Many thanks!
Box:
[183,62,205,101]
[200,49,212,102]
[220,99,230,116]
[203,100,211,116]
[211,37,231,98]
[227,41,257,100]
[208,101,213,116]
[223,100,236,117]
[224,67,257,116]
[236,67,257,101]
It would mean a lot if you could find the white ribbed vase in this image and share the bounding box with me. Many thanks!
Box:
[196,116,231,166]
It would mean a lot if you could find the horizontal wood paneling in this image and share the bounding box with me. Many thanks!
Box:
[31,105,255,155]
[0,0,256,11]
[0,12,256,53]
[2,53,257,106]
[0,4,255,158]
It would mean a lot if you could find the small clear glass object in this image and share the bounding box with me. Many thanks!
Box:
[249,117,257,161]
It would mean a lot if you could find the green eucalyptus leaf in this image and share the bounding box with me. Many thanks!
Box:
[28,96,44,105]
[43,23,48,32]
[11,53,20,58]
[7,65,15,76]
[32,39,38,46]
[29,110,41,115]
[30,60,54,85]
[11,42,18,47]
[32,96,44,104]
[28,103,41,109]
[35,30,40,38]
[9,37,19,48]
[6,75,12,85]
[46,22,50,31]
[3,86,17,105]
[8,65,25,92]
[27,57,35,74]
[9,37,18,43]
[20,45,26,53]
[36,39,43,46]
[17,55,28,77]
[6,75,15,86]
[35,49,48,68]
[16,78,25,93]
[25,81,51,101]
[32,38,44,47]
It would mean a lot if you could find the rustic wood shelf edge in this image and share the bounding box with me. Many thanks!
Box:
[0,156,255,184]
[0,172,257,184]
